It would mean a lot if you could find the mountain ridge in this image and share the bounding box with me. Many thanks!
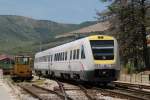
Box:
[0,15,97,54]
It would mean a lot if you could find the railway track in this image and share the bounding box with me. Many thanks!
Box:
[91,81,150,100]
[110,81,150,100]
[94,87,150,100]
[18,83,71,100]
[17,76,150,100]
[55,80,97,100]
[112,81,150,89]
[54,80,150,100]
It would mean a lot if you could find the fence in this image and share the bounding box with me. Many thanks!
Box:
[119,73,150,84]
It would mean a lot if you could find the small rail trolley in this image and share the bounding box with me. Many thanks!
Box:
[11,55,33,81]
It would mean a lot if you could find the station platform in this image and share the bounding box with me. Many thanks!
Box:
[0,80,16,100]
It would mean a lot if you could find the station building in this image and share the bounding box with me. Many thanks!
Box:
[0,54,14,75]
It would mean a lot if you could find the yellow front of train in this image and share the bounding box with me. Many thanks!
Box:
[88,35,120,83]
[11,56,33,81]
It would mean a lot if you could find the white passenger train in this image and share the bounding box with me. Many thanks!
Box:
[34,35,120,83]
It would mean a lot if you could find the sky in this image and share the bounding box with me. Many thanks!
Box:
[0,0,111,24]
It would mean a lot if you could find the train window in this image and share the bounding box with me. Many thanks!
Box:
[73,50,76,60]
[62,52,64,61]
[59,53,61,61]
[60,53,61,61]
[42,57,44,61]
[51,55,53,62]
[65,52,67,60]
[45,56,47,62]
[75,50,77,59]
[43,56,45,62]
[77,49,80,59]
[48,55,50,61]
[58,53,59,61]
[54,54,56,61]
[57,53,59,61]
[16,57,29,65]
[70,50,72,60]
[41,57,43,62]
[56,53,58,61]
[56,53,59,61]
[55,54,57,61]
[81,45,86,59]
[61,52,64,61]
[90,40,114,60]
[40,57,42,62]
[47,56,48,62]
[50,55,52,62]
[49,55,51,62]
[40,57,43,62]
[54,55,55,61]
[60,53,62,61]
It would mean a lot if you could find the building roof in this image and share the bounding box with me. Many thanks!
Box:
[0,54,13,61]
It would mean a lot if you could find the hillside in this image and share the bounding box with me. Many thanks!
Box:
[0,15,96,54]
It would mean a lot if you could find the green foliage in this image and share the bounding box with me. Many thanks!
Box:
[125,61,135,74]
[99,0,150,70]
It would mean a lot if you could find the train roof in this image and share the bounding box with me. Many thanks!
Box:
[35,35,116,57]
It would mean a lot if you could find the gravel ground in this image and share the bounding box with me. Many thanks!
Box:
[1,75,127,100]
[0,79,19,100]
[32,76,126,100]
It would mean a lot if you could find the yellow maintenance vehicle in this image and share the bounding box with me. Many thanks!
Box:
[11,55,33,81]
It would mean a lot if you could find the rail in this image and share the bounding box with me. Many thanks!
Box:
[18,83,68,100]
[56,80,73,100]
[112,81,150,89]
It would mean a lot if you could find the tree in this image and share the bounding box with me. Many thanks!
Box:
[98,0,150,70]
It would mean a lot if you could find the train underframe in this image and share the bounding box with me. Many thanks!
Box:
[35,69,119,84]
[11,74,33,82]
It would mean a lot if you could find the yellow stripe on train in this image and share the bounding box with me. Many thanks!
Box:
[94,60,115,64]
[88,35,114,40]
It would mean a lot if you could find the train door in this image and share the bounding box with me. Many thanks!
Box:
[48,55,51,76]
[79,44,88,80]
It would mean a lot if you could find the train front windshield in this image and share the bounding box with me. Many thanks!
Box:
[16,57,30,65]
[90,40,114,60]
